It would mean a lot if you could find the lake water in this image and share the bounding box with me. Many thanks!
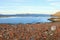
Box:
[0,15,52,24]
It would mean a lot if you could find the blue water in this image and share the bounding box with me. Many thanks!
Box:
[0,15,52,24]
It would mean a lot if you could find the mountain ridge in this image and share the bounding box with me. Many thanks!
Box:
[0,14,51,17]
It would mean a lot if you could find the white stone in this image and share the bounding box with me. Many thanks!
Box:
[51,26,56,31]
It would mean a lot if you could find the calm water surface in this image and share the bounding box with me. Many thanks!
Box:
[0,15,52,24]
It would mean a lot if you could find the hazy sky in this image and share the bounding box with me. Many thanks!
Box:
[0,0,60,14]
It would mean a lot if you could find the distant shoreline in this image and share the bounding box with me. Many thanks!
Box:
[0,14,51,17]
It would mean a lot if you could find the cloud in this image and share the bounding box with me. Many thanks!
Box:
[50,2,60,6]
[0,6,59,14]
[47,0,60,2]
[50,2,58,5]
[0,9,59,14]
[2,0,32,3]
[47,0,60,6]
[47,0,54,1]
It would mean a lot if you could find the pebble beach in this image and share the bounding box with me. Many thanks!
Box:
[0,22,60,40]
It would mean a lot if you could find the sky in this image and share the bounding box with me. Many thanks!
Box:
[0,0,60,14]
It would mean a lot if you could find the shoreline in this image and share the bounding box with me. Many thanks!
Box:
[0,22,59,24]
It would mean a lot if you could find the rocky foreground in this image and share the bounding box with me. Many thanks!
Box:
[0,22,60,40]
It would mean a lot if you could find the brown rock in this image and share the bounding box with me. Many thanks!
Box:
[52,11,60,17]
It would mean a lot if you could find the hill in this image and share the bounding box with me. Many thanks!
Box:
[52,12,60,17]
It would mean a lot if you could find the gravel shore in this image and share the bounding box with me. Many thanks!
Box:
[0,22,60,40]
